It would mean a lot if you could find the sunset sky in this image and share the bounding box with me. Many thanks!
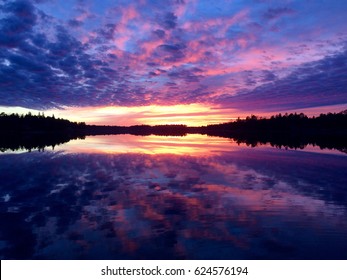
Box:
[0,0,346,125]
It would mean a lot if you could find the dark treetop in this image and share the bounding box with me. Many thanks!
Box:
[1,111,347,153]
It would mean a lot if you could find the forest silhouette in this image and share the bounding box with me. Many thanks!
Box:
[1,110,346,153]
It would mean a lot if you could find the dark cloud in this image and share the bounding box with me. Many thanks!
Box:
[0,2,130,109]
[167,66,204,83]
[146,62,159,67]
[261,70,277,82]
[218,49,347,111]
[263,7,295,20]
[148,71,158,77]
[165,82,177,86]
[155,43,186,62]
[158,43,185,53]
[97,23,117,40]
[153,29,165,38]
[107,53,117,60]
[0,0,37,47]
[68,19,83,28]
[160,12,177,29]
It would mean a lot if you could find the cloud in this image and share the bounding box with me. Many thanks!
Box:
[154,43,186,62]
[0,0,37,47]
[97,23,117,40]
[0,3,122,109]
[159,12,177,29]
[217,48,347,111]
[153,29,166,39]
[68,19,83,28]
[261,70,277,82]
[158,43,185,53]
[263,7,295,20]
[0,0,346,113]
[167,66,204,83]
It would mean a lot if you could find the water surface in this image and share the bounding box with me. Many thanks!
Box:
[1,135,346,259]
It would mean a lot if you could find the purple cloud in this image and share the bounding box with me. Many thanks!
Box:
[263,7,295,20]
[0,0,346,113]
[217,49,347,111]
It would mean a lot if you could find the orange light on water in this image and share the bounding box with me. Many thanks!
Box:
[56,134,240,155]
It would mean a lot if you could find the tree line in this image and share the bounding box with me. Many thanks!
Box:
[0,112,86,133]
[0,110,346,153]
[203,111,347,136]
[200,111,347,152]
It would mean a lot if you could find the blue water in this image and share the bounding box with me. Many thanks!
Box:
[0,135,346,259]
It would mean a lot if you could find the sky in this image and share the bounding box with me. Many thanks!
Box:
[0,0,346,125]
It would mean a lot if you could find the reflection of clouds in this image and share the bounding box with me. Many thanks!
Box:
[55,134,345,156]
[0,148,346,259]
[56,134,240,155]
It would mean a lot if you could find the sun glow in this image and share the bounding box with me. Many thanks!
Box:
[45,104,240,126]
[1,103,345,127]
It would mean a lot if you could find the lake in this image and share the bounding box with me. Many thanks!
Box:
[0,134,346,259]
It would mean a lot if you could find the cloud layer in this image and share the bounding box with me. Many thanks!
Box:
[0,0,346,112]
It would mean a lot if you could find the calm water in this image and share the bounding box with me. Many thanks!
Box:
[1,134,347,259]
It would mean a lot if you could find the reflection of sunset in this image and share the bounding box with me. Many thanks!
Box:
[1,137,347,259]
[54,134,344,156]
[43,150,346,257]
[57,134,241,155]
[81,152,346,258]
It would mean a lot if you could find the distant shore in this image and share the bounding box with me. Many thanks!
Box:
[1,111,346,153]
